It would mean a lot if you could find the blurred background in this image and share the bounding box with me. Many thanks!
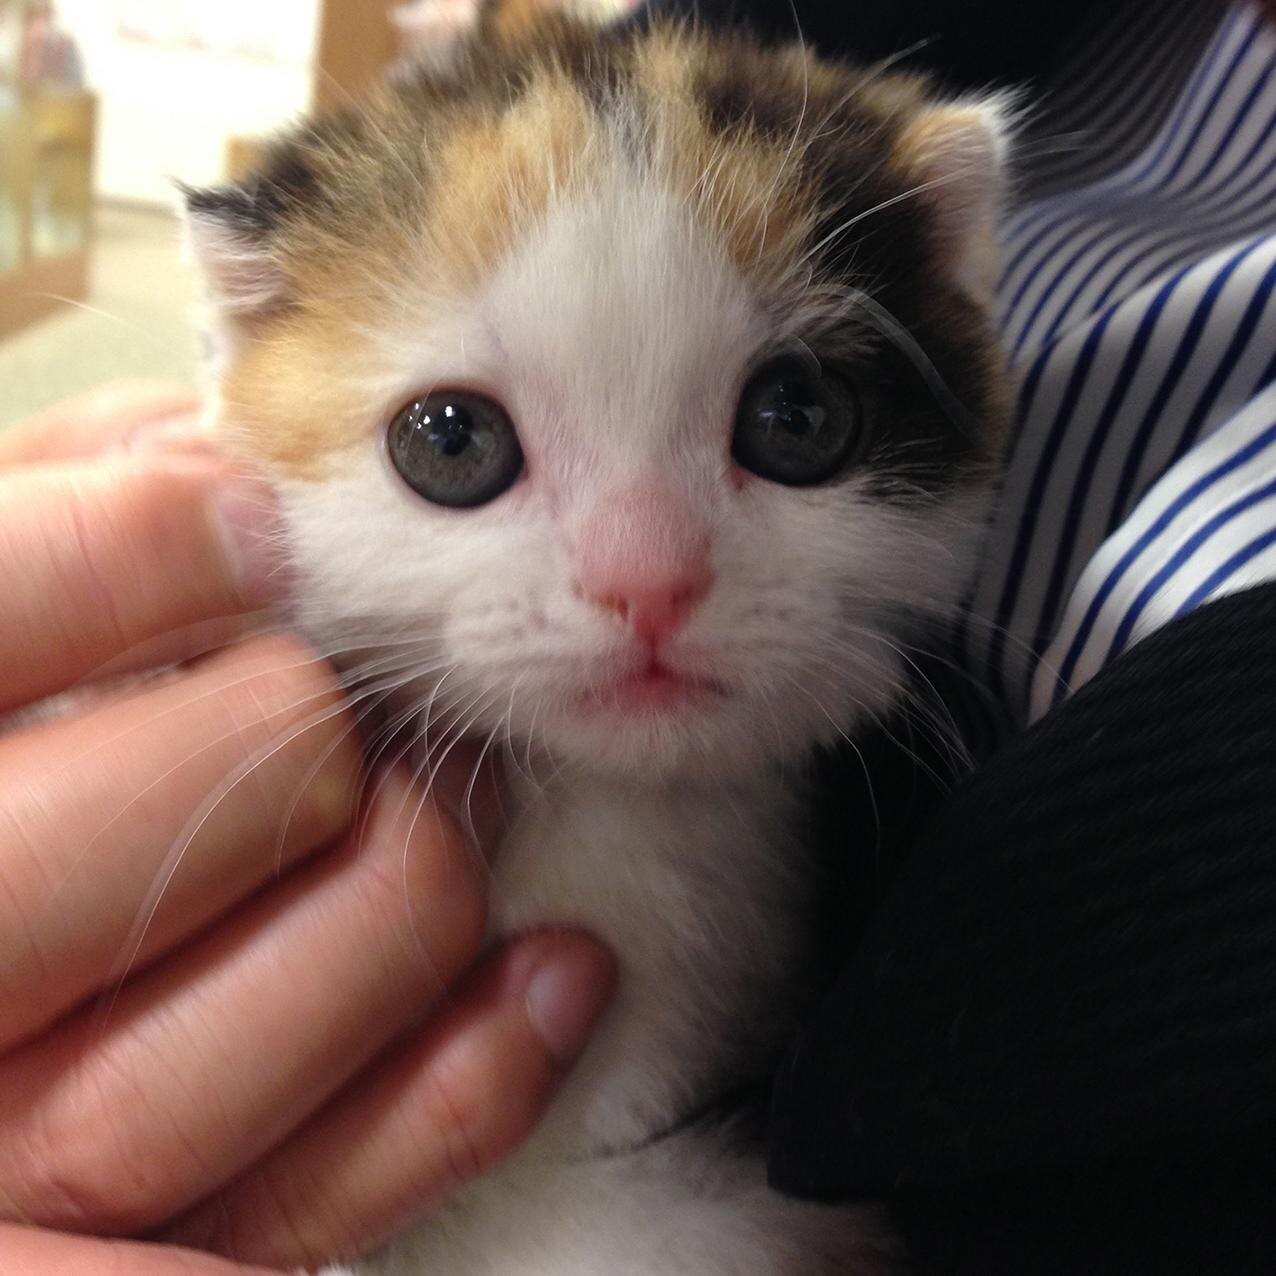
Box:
[0,0,637,428]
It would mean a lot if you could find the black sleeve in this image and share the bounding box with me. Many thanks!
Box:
[768,583,1276,1274]
[640,0,1128,89]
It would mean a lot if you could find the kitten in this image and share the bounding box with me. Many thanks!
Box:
[185,7,1011,1273]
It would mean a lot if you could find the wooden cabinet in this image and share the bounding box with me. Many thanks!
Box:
[0,85,95,337]
[227,0,393,180]
[313,0,395,111]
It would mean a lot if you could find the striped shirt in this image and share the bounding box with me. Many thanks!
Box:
[957,0,1276,739]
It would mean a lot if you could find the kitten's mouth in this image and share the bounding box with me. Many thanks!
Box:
[579,659,726,715]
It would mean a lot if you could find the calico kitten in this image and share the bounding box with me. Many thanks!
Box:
[185,7,1011,1273]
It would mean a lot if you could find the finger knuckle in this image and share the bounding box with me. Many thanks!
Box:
[208,1167,364,1271]
[419,1053,490,1198]
[6,1112,163,1234]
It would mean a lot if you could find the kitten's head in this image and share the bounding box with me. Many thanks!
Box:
[187,16,1012,782]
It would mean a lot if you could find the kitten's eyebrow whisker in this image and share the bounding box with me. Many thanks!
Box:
[801,170,964,271]
[843,287,978,436]
[861,39,934,82]
[747,0,811,267]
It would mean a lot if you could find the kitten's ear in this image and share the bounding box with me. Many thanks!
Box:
[894,94,1015,302]
[183,184,288,321]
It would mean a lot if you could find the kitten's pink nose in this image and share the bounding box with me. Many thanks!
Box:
[573,490,713,646]
[591,576,712,645]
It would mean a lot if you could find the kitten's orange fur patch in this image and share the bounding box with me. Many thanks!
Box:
[633,31,815,283]
[427,72,596,293]
[222,318,372,474]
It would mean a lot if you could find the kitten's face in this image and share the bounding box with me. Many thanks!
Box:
[191,20,1010,781]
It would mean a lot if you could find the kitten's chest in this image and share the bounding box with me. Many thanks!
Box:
[486,774,813,1151]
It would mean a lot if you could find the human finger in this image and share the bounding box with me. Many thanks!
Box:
[0,764,487,1236]
[0,452,282,711]
[165,932,616,1270]
[0,1223,283,1276]
[0,381,201,468]
[0,633,361,1051]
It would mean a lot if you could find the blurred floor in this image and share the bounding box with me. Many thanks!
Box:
[0,202,200,429]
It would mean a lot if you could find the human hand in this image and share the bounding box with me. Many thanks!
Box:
[0,384,616,1274]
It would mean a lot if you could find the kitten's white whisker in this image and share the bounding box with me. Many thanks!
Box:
[363,667,467,850]
[396,689,504,952]
[57,639,439,768]
[461,712,507,851]
[357,698,439,843]
[36,669,418,924]
[780,671,882,851]
[24,293,192,360]
[270,671,426,877]
[92,691,380,1031]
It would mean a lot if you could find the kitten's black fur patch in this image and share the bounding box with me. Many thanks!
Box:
[184,125,340,235]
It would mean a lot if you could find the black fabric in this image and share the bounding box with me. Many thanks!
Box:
[643,0,1126,89]
[769,583,1276,1273]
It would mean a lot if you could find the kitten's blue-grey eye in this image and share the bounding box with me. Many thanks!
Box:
[731,359,863,487]
[388,391,524,508]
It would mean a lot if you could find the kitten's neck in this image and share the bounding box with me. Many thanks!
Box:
[491,766,814,1153]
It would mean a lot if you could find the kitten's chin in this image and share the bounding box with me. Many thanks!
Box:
[537,691,840,784]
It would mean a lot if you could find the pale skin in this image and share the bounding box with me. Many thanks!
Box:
[0,383,616,1275]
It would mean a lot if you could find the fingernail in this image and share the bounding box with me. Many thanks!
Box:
[208,469,292,607]
[525,946,615,1064]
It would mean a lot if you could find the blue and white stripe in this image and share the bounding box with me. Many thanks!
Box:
[958,0,1276,732]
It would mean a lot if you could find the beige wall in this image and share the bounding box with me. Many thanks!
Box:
[56,0,320,205]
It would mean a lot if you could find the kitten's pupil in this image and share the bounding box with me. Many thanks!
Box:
[764,384,825,439]
[428,403,474,457]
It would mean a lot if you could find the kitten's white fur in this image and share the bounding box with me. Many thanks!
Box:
[205,123,1002,1274]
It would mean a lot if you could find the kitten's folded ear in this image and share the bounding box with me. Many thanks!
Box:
[183,182,289,320]
[893,93,1017,303]
[182,139,321,323]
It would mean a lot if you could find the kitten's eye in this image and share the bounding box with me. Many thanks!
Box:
[731,359,863,487]
[387,391,524,508]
